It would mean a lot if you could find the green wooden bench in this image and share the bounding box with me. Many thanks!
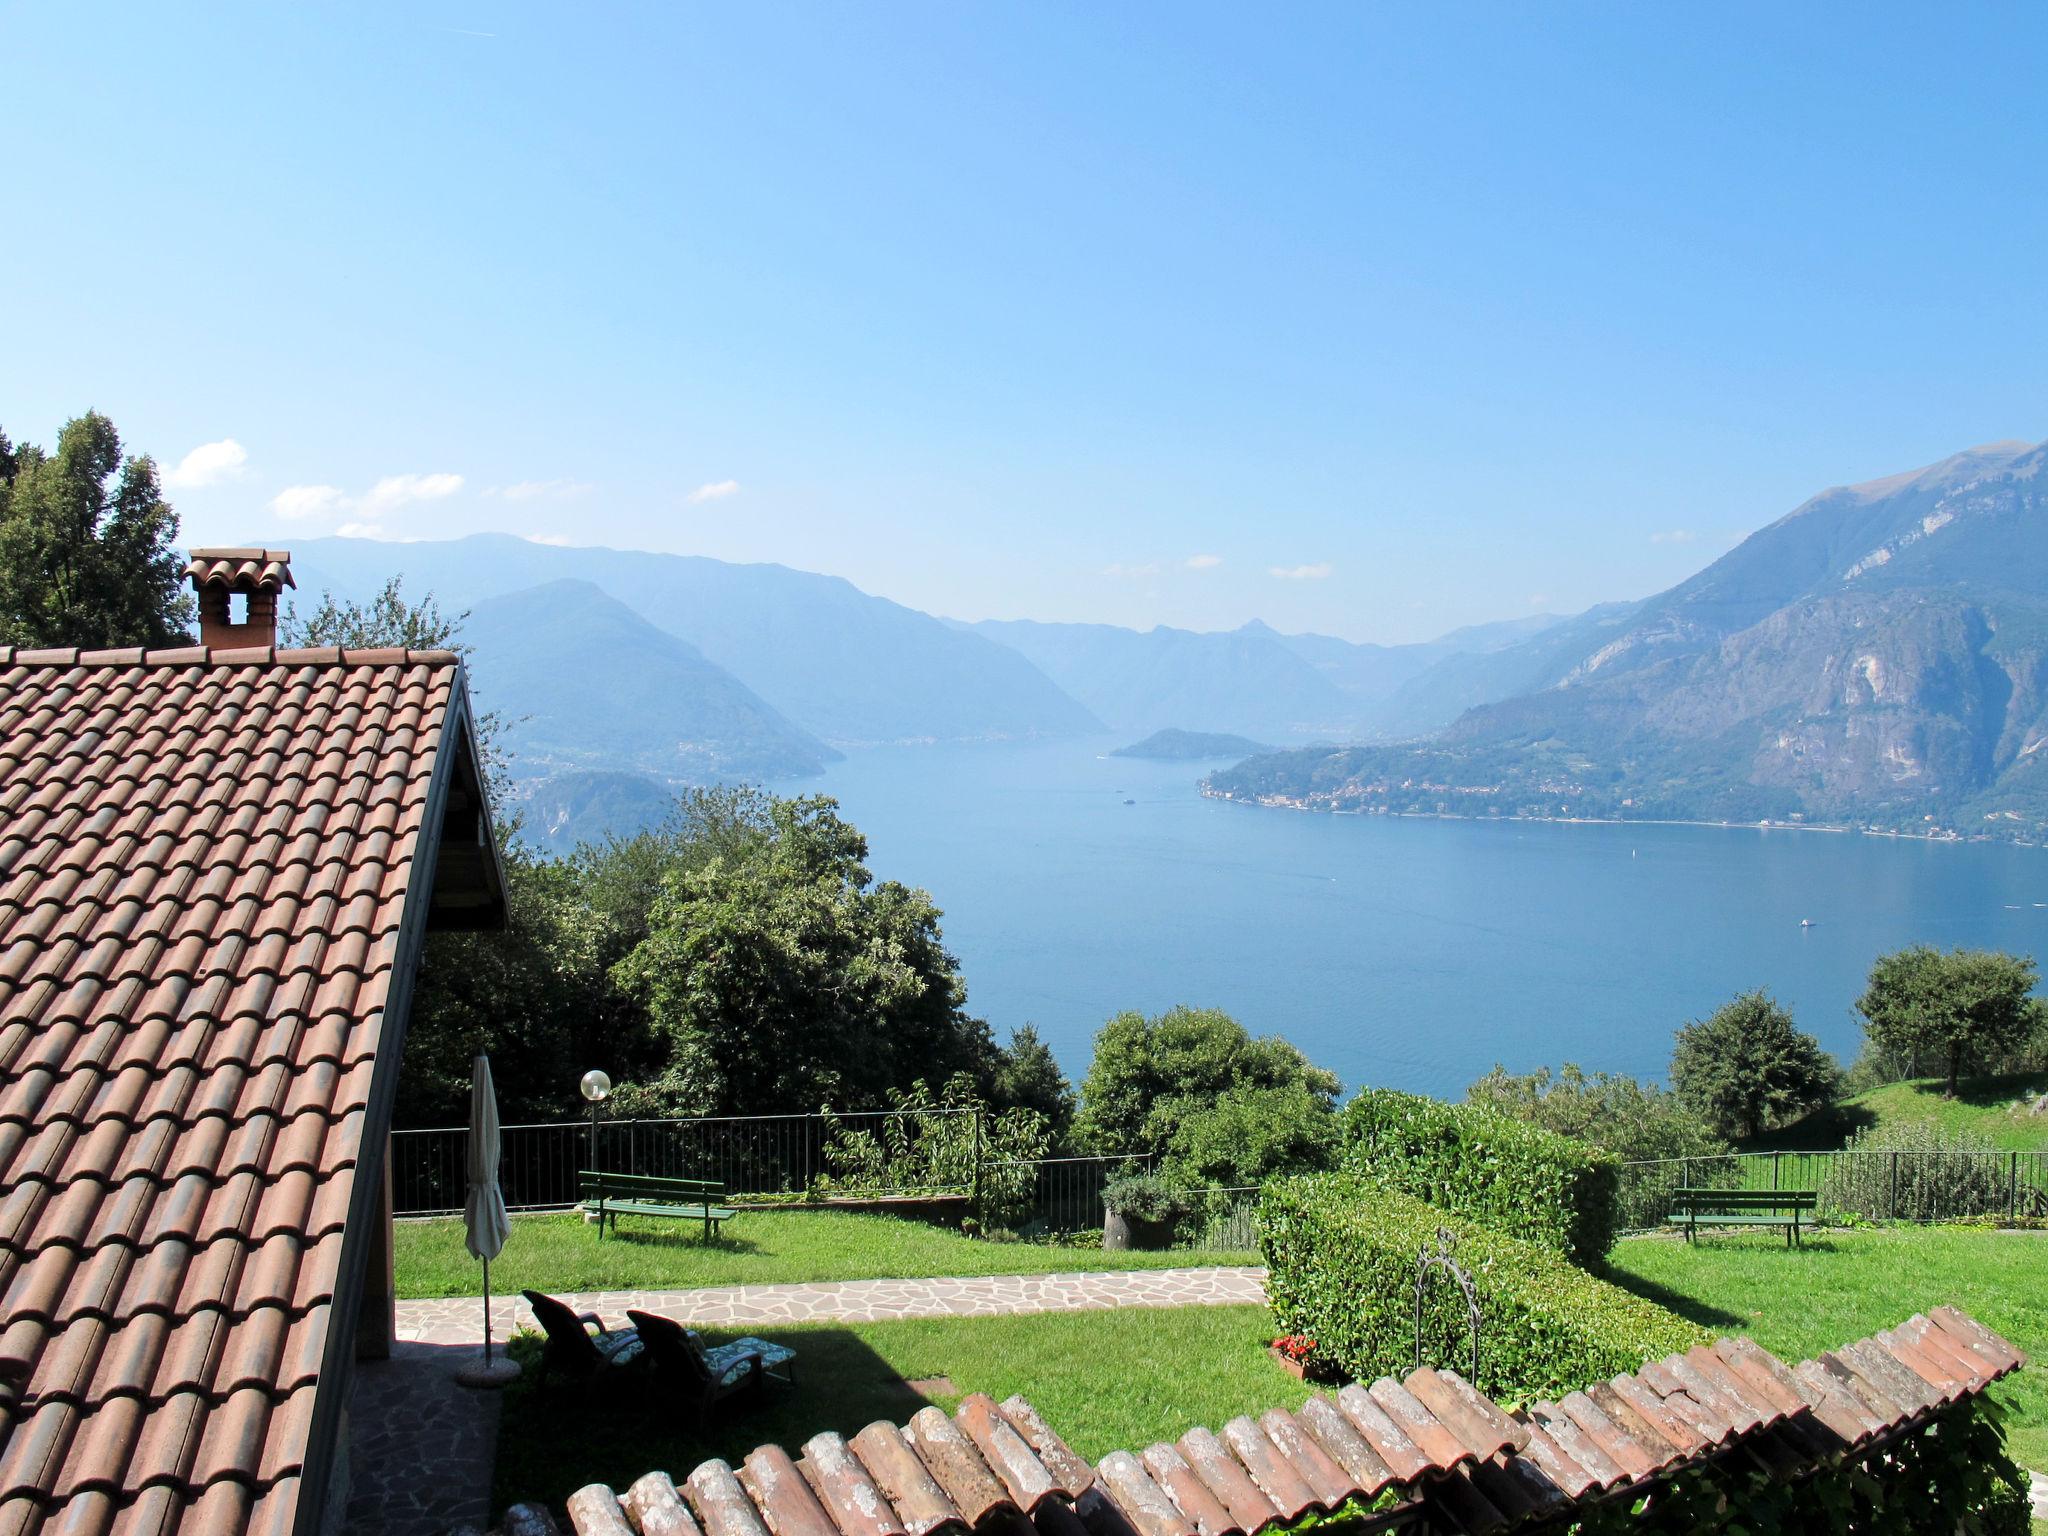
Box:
[1671,1187,1818,1247]
[579,1170,736,1241]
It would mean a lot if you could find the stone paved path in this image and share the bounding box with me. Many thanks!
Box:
[397,1265,1270,1344]
[344,1341,503,1536]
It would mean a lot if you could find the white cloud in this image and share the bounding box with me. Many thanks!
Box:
[687,478,741,504]
[270,484,347,520]
[1185,554,1223,570]
[163,438,250,490]
[360,472,464,512]
[495,479,593,501]
[1528,593,1551,607]
[524,532,575,547]
[336,521,389,540]
[1269,562,1333,580]
[1102,561,1164,579]
[1651,528,1700,545]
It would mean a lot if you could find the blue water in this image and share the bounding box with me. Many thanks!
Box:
[786,738,2048,1099]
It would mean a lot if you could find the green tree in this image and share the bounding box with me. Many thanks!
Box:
[1164,1080,1339,1187]
[987,1025,1076,1149]
[1856,947,2048,1098]
[400,845,631,1125]
[1668,991,1840,1141]
[613,795,997,1113]
[1465,1062,1724,1163]
[1073,1005,1339,1159]
[281,575,465,649]
[0,413,192,647]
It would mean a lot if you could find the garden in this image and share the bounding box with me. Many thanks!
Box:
[446,1077,2043,1530]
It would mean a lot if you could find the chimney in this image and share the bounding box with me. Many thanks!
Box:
[185,548,295,649]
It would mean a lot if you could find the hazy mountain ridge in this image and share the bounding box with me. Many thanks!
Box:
[966,612,1573,743]
[1207,439,2048,836]
[1112,728,1271,760]
[967,618,1361,742]
[462,580,839,782]
[291,534,1104,748]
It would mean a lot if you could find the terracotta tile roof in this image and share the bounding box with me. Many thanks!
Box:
[556,1310,2024,1536]
[180,551,296,594]
[0,642,498,1536]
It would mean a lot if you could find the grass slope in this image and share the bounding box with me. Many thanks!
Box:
[395,1209,1256,1300]
[1610,1227,2046,1474]
[1747,1070,2048,1153]
[491,1305,1298,1512]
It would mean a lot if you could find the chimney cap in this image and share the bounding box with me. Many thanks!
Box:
[185,549,296,593]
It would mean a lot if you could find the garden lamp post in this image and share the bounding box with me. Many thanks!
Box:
[581,1068,611,1176]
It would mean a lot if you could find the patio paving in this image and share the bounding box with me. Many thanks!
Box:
[344,1340,504,1536]
[396,1265,1271,1344]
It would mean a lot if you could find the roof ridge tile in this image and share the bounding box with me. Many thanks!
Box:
[552,1312,2030,1536]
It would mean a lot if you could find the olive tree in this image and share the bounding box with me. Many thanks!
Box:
[1856,947,2046,1098]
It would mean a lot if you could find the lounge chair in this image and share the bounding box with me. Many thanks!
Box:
[522,1288,644,1388]
[628,1310,796,1421]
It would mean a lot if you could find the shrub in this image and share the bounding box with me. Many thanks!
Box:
[1258,1174,1708,1402]
[1817,1121,2011,1223]
[1164,1081,1340,1187]
[818,1075,1051,1227]
[1076,1006,1339,1158]
[1465,1062,1724,1163]
[1341,1089,1620,1265]
[1102,1172,1194,1224]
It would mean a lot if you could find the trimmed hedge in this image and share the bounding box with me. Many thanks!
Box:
[1258,1174,1709,1403]
[1341,1088,1619,1264]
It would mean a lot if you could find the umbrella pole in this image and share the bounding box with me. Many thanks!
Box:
[483,1256,493,1365]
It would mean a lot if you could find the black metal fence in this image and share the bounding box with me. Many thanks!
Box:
[389,1120,1264,1251]
[391,1109,977,1215]
[981,1153,1154,1234]
[1617,1148,2048,1233]
[1178,1185,1264,1252]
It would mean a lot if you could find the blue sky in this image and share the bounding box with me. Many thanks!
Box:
[4,3,2044,643]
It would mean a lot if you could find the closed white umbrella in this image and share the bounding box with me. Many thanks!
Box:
[456,1053,518,1385]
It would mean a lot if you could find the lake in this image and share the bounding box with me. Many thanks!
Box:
[788,738,2048,1099]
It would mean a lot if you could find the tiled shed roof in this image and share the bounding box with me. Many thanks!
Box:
[557,1309,2023,1536]
[0,642,499,1536]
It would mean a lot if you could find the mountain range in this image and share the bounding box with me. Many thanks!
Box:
[284,533,1565,844]
[284,434,2048,846]
[1210,439,2048,836]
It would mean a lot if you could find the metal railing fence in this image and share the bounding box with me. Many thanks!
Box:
[391,1109,976,1215]
[981,1153,1154,1234]
[390,1118,1265,1252]
[1617,1148,2048,1233]
[1176,1185,1263,1251]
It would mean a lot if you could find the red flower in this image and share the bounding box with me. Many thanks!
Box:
[1273,1334,1316,1361]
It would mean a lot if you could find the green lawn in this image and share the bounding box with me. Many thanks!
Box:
[491,1305,1302,1513]
[1750,1070,2048,1152]
[1609,1226,2047,1474]
[397,1208,1256,1299]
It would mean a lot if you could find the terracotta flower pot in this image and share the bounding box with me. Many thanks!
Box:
[1268,1345,1309,1380]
